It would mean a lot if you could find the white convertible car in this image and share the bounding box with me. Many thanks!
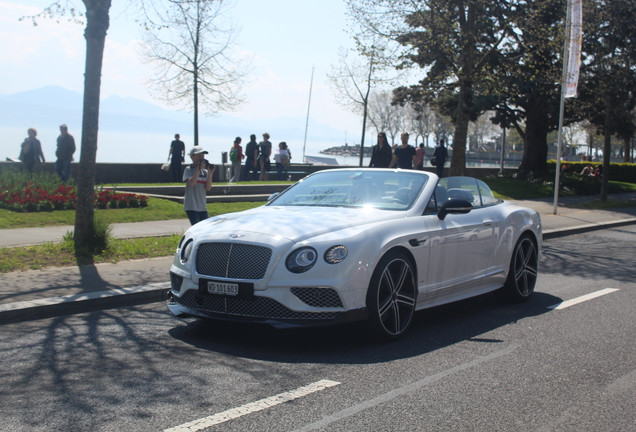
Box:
[168,169,541,339]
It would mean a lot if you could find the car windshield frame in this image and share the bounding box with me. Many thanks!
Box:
[267,170,431,211]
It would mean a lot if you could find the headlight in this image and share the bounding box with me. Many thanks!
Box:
[324,245,348,264]
[286,247,318,273]
[177,235,186,250]
[181,239,194,263]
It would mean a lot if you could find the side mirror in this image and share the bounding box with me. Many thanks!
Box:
[267,192,280,202]
[438,199,472,220]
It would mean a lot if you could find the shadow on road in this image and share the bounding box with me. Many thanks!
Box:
[167,290,561,364]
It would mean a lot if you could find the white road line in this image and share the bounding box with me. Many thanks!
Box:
[548,288,619,310]
[289,343,520,432]
[163,379,340,432]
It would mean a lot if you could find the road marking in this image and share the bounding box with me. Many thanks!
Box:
[548,288,619,310]
[289,343,520,432]
[163,380,340,432]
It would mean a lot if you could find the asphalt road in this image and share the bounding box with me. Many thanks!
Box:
[1,226,635,432]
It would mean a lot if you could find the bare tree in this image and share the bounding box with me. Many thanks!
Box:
[366,90,393,136]
[468,111,499,151]
[141,0,251,146]
[407,102,433,147]
[328,38,395,166]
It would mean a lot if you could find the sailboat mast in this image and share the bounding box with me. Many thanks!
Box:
[302,67,315,162]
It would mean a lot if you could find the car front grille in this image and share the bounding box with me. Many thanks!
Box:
[291,287,343,308]
[195,242,272,280]
[175,290,341,320]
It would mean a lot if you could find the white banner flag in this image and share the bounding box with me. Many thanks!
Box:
[565,0,583,98]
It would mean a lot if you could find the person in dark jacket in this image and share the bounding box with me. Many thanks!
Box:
[55,124,75,182]
[433,139,448,178]
[369,132,393,168]
[168,133,185,182]
[19,128,45,173]
[241,134,260,181]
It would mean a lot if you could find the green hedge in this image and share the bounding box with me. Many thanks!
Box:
[547,160,636,184]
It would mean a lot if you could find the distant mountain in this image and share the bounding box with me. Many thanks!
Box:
[0,86,354,143]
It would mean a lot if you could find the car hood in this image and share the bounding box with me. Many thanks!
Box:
[186,205,404,243]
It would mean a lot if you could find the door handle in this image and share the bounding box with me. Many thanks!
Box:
[483,220,494,226]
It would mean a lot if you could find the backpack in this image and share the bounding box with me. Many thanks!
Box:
[229,147,238,163]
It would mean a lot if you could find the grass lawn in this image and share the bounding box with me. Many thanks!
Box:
[0,234,182,272]
[0,198,263,229]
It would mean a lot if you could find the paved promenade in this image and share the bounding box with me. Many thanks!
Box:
[1,193,635,324]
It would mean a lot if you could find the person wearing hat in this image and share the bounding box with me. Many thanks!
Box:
[183,146,215,225]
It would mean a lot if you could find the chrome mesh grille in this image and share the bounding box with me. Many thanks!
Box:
[176,290,340,320]
[291,288,343,308]
[195,243,272,280]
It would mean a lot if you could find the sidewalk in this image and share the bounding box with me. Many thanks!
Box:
[1,192,636,324]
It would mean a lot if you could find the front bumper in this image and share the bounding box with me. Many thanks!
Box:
[167,289,368,329]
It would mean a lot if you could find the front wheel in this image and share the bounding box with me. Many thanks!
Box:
[366,250,417,340]
[502,235,538,302]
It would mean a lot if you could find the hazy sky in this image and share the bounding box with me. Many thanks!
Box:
[0,0,363,138]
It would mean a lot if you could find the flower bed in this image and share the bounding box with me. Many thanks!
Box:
[0,182,148,213]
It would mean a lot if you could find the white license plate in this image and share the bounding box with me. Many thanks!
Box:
[207,281,239,296]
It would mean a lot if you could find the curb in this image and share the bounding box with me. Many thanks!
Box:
[542,217,636,240]
[0,282,171,325]
[2,218,636,325]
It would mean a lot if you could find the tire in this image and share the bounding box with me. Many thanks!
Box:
[502,234,538,302]
[366,250,417,340]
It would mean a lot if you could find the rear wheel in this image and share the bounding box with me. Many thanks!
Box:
[502,235,538,302]
[366,250,417,340]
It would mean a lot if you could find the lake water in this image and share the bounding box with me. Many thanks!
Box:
[2,125,520,169]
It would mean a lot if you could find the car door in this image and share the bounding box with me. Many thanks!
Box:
[422,179,496,305]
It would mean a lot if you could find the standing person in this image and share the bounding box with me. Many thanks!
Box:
[55,124,75,182]
[368,132,392,168]
[168,133,185,183]
[229,137,244,182]
[258,132,272,181]
[388,132,418,169]
[19,128,45,173]
[432,139,448,178]
[415,143,426,170]
[241,134,259,181]
[274,142,291,181]
[183,146,215,225]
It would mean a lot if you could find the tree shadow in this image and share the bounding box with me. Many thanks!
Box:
[541,228,636,282]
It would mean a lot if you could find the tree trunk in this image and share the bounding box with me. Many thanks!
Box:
[74,0,111,249]
[624,136,631,163]
[520,98,549,173]
[193,71,199,147]
[450,80,470,176]
[600,97,612,202]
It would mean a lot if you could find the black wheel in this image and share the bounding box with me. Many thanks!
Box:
[502,235,538,302]
[366,250,417,340]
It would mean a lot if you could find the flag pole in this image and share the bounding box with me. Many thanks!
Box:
[302,67,315,163]
[553,0,573,215]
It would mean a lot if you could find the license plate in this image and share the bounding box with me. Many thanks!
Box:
[207,281,239,296]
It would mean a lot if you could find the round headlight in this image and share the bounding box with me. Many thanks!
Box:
[286,247,318,273]
[181,239,194,263]
[324,245,348,264]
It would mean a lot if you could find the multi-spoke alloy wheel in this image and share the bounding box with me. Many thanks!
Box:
[503,235,538,302]
[367,250,417,340]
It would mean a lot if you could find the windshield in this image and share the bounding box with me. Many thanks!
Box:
[268,170,429,210]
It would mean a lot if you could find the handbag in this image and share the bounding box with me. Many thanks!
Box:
[430,156,437,166]
[161,157,170,171]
